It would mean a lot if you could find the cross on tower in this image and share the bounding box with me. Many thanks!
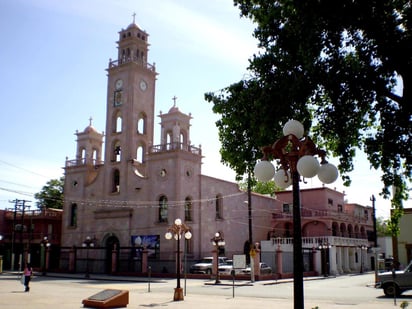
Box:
[89,116,93,126]
[172,96,178,107]
[132,12,136,24]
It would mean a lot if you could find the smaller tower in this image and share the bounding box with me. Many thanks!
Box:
[159,97,192,151]
[75,118,104,165]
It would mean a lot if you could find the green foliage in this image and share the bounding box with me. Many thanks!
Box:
[376,217,392,237]
[34,177,64,209]
[239,178,278,196]
[206,0,411,234]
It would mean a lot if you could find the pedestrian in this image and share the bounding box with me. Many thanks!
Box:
[23,263,33,292]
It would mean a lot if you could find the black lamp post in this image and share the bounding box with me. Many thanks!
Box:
[211,232,225,284]
[165,218,192,301]
[40,236,50,275]
[254,119,338,309]
[82,236,95,279]
[359,245,368,273]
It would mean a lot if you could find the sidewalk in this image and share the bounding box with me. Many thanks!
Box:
[0,271,401,309]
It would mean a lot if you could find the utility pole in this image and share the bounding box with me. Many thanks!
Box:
[9,199,31,271]
[370,195,377,247]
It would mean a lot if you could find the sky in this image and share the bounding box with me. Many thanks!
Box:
[0,0,409,218]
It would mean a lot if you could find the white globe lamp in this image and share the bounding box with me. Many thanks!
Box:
[254,160,276,182]
[297,155,320,178]
[274,169,292,189]
[317,163,339,184]
[283,119,304,139]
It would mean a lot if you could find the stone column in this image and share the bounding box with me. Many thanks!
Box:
[141,248,148,273]
[276,245,283,276]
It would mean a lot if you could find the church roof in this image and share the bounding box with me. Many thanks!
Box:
[168,105,180,113]
[83,125,98,134]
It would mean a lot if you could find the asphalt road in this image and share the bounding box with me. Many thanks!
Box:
[0,272,410,308]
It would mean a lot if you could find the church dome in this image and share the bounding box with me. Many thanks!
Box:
[127,22,141,30]
[168,105,180,113]
[83,125,98,134]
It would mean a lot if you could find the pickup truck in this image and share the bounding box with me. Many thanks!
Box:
[375,260,412,297]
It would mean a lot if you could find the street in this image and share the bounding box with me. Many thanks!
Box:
[0,272,410,308]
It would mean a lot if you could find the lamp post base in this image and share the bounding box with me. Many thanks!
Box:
[173,288,184,301]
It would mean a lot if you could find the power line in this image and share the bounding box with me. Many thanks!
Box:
[0,159,55,179]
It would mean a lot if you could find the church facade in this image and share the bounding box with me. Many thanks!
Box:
[60,21,274,273]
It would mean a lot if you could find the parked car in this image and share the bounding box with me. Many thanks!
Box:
[218,259,246,275]
[241,262,272,275]
[190,256,229,274]
[375,260,412,297]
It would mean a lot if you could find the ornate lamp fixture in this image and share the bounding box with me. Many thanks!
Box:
[82,236,95,279]
[165,218,192,301]
[254,119,338,309]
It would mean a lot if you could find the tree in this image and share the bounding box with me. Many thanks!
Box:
[238,178,278,197]
[376,216,392,237]
[34,177,64,209]
[206,0,411,232]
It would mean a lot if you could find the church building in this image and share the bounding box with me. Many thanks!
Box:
[60,20,274,273]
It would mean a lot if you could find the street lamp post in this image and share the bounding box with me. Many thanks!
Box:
[165,218,192,301]
[359,245,368,273]
[254,119,338,309]
[40,236,51,276]
[82,236,95,279]
[211,232,225,284]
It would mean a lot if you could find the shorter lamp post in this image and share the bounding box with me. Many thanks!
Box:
[40,236,51,275]
[254,119,338,309]
[318,241,331,277]
[359,245,368,273]
[165,218,192,301]
[134,236,143,272]
[211,232,225,284]
[82,236,95,279]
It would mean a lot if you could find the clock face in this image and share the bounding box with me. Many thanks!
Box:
[115,79,123,90]
[140,80,147,91]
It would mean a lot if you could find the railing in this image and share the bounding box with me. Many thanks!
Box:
[150,143,202,156]
[272,208,369,223]
[65,158,104,168]
[108,57,156,72]
[270,236,370,248]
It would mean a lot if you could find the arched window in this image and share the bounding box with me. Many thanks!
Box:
[112,169,120,193]
[215,194,223,220]
[113,142,121,162]
[185,197,192,221]
[137,113,146,134]
[81,148,86,164]
[136,145,144,163]
[70,203,77,227]
[159,196,168,222]
[116,114,122,133]
[92,149,98,164]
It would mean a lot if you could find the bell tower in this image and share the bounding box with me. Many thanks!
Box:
[103,19,157,194]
